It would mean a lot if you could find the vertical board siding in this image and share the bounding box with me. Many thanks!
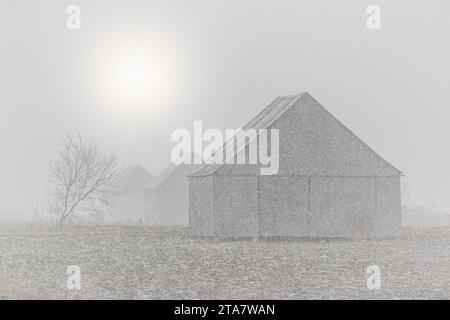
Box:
[189,177,214,236]
[213,176,259,238]
[259,176,310,237]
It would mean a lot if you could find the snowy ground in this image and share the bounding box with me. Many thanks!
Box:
[0,226,449,299]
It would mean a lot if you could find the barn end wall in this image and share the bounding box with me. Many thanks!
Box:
[189,176,215,236]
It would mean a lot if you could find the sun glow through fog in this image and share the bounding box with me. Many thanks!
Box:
[96,39,179,115]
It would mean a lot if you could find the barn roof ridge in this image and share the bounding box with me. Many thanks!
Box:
[191,93,305,176]
[122,164,153,178]
[145,162,178,190]
[146,152,202,190]
[191,92,401,177]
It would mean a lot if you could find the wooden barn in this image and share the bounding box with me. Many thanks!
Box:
[189,92,401,239]
[107,165,153,225]
[144,161,200,226]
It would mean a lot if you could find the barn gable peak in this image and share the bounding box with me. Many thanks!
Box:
[191,92,401,176]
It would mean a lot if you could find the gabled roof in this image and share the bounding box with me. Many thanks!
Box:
[145,163,178,190]
[122,164,152,178]
[191,92,401,177]
[191,93,305,177]
[118,164,153,188]
[146,153,201,190]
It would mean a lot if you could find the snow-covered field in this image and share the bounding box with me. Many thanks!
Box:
[0,226,449,299]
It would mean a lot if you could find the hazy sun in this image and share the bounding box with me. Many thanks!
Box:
[96,39,178,115]
[114,58,152,99]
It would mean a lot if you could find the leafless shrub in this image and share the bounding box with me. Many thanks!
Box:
[45,133,123,228]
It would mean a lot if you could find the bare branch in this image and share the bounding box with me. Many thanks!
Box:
[46,133,122,228]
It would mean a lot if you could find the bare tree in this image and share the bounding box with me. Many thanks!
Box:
[47,133,122,228]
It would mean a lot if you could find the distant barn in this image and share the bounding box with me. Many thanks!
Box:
[107,165,153,225]
[189,92,401,239]
[145,161,200,226]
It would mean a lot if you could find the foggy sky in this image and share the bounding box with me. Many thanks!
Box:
[0,0,449,217]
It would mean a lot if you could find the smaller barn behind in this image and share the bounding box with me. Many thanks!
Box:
[145,161,200,226]
[107,164,153,225]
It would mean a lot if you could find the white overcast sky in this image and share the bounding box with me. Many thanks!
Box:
[0,0,449,216]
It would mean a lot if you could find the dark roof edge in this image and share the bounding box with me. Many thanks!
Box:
[190,93,305,177]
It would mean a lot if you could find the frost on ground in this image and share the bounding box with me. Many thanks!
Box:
[0,226,449,299]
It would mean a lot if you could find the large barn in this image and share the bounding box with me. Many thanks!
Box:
[189,92,401,239]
